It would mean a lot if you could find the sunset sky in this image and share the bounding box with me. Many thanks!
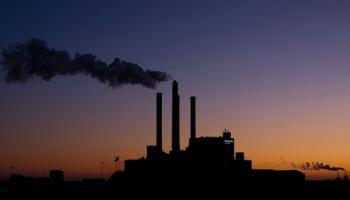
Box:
[1,0,350,180]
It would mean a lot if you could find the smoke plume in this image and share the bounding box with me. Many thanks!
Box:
[1,39,171,89]
[291,162,345,171]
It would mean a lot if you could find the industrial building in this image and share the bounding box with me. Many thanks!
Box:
[114,80,305,192]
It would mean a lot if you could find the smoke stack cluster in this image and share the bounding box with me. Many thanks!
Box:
[155,80,196,154]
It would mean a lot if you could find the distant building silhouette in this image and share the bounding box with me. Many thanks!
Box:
[8,174,33,192]
[344,172,349,181]
[49,170,64,183]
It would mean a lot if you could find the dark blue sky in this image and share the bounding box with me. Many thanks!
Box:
[1,0,350,180]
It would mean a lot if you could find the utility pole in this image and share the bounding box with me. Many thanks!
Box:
[114,156,119,172]
[100,161,104,179]
[9,166,14,176]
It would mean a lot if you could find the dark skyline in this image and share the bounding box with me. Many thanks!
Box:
[1,0,350,180]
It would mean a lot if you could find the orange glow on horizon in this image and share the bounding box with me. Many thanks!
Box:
[1,81,350,181]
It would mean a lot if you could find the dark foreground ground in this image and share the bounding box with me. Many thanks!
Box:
[0,179,349,198]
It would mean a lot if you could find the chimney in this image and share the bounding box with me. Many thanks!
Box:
[190,96,196,139]
[172,80,180,152]
[236,152,245,161]
[156,92,162,151]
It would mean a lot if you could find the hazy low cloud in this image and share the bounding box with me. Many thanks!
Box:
[291,162,345,171]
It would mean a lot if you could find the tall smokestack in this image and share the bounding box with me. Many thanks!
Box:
[156,92,162,151]
[190,96,196,139]
[172,80,180,153]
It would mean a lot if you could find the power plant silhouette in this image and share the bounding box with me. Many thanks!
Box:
[5,80,350,197]
[110,80,305,193]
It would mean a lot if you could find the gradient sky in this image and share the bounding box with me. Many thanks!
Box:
[1,0,350,180]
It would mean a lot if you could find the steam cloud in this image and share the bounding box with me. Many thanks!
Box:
[291,162,345,171]
[1,39,171,89]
